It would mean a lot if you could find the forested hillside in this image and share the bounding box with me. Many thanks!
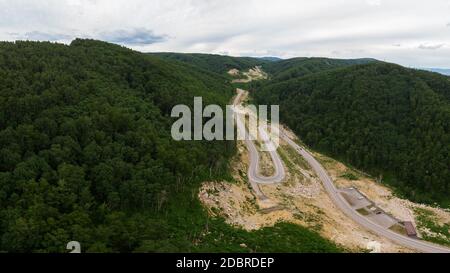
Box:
[0,40,341,252]
[150,52,270,75]
[261,57,377,82]
[255,62,450,206]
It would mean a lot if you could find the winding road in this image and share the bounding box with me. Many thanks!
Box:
[233,89,286,198]
[233,88,450,253]
[280,132,450,253]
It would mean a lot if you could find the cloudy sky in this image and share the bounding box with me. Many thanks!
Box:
[1,0,449,68]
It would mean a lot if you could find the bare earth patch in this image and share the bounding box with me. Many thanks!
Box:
[199,136,416,252]
[316,152,450,243]
[228,68,240,76]
[232,66,268,83]
[258,150,275,177]
[198,91,449,252]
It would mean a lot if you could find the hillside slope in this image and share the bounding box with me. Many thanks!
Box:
[150,52,269,75]
[0,39,235,252]
[261,57,378,82]
[255,62,450,206]
[0,40,341,253]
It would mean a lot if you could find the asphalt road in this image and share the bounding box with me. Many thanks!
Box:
[233,88,450,252]
[233,89,286,187]
[279,131,450,253]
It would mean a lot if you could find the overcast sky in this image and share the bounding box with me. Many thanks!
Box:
[1,0,449,68]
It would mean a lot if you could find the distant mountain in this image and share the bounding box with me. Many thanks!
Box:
[258,56,283,62]
[149,52,270,74]
[420,68,450,76]
[260,57,379,82]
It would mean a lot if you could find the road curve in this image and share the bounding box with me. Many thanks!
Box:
[279,131,450,253]
[233,89,286,185]
[233,88,450,252]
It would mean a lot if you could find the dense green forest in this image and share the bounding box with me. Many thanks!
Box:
[254,62,450,206]
[150,52,271,75]
[0,40,341,252]
[261,57,377,83]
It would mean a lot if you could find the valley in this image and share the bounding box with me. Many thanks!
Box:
[2,0,450,262]
[200,87,450,252]
[1,40,449,253]
[200,62,450,253]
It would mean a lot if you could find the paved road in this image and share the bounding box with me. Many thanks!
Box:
[279,131,450,253]
[233,89,286,187]
[233,88,450,252]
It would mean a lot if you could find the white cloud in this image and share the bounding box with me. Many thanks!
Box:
[418,43,445,50]
[366,0,382,6]
[0,0,449,68]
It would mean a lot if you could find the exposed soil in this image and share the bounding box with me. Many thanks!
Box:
[232,66,268,83]
[199,92,450,253]
[319,152,450,242]
[199,137,415,252]
[228,68,240,76]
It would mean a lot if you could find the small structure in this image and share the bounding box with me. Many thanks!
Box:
[403,221,417,237]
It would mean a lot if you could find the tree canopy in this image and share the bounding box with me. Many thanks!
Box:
[150,52,270,75]
[255,62,450,206]
[0,40,340,253]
